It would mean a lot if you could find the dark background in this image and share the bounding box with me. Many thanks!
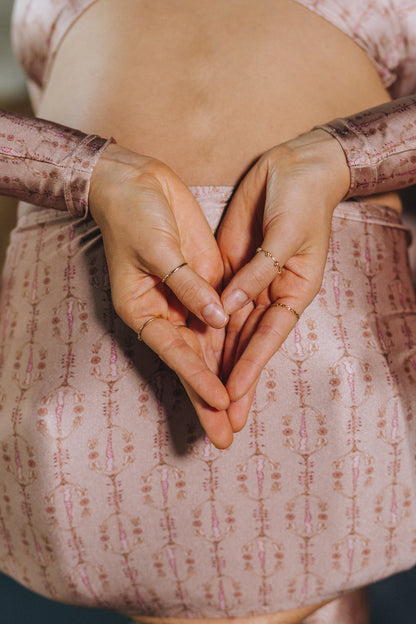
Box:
[1,567,416,623]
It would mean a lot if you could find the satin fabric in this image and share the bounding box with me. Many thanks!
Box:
[11,0,416,97]
[1,189,416,617]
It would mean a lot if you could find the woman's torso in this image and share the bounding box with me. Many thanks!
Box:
[11,0,414,211]
[29,0,398,201]
[3,1,416,614]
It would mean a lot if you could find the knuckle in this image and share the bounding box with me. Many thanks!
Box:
[134,170,164,194]
[248,265,268,294]
[257,321,285,342]
[198,257,224,285]
[264,143,296,170]
[238,354,263,380]
[186,363,209,384]
[163,335,187,357]
[174,275,205,309]
[139,157,169,181]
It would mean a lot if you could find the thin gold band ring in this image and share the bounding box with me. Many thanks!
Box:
[271,301,300,322]
[137,316,163,341]
[161,262,188,284]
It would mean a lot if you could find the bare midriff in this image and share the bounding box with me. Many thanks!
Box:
[38,0,401,211]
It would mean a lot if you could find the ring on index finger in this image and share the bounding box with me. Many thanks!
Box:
[137,316,164,341]
[161,262,188,284]
[255,247,283,274]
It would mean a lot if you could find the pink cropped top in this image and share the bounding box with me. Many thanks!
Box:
[10,0,416,98]
[1,0,416,214]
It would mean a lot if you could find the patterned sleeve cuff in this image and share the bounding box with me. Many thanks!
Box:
[315,95,416,199]
[63,133,114,217]
[0,109,114,216]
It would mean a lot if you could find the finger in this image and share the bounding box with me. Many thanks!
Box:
[227,382,258,433]
[175,323,233,449]
[140,317,230,410]
[125,183,228,329]
[160,180,229,326]
[109,251,228,330]
[217,169,265,287]
[227,300,301,402]
[231,303,267,363]
[162,262,228,328]
[186,319,225,377]
[168,183,225,290]
[221,227,292,315]
[221,303,254,381]
[219,162,307,316]
[179,377,233,449]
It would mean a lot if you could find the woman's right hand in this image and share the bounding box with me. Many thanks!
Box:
[89,143,233,448]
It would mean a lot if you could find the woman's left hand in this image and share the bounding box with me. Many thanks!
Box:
[217,129,350,432]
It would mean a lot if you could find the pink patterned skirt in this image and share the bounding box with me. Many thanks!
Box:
[0,187,416,618]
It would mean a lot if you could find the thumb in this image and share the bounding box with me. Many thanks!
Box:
[160,258,229,328]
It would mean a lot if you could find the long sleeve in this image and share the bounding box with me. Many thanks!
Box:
[317,94,416,199]
[0,109,113,217]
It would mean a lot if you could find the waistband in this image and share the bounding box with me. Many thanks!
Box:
[188,185,409,231]
[16,186,408,233]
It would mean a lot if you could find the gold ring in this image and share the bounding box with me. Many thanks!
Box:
[161,262,188,284]
[137,316,163,341]
[255,247,283,274]
[271,301,300,322]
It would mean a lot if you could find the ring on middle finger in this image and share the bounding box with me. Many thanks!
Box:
[271,301,300,322]
[255,247,283,274]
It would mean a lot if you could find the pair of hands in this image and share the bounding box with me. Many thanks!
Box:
[89,129,350,449]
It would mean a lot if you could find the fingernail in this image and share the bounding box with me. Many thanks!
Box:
[202,303,228,327]
[223,289,249,314]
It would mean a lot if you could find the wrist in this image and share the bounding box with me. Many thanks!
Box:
[89,141,120,222]
[291,129,351,203]
[89,143,171,224]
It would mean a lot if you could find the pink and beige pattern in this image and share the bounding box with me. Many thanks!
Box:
[3,0,416,618]
[295,1,416,97]
[0,189,416,617]
[0,109,111,217]
[318,94,416,198]
[10,0,416,100]
[11,0,100,92]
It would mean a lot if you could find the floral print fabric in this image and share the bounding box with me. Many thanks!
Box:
[318,94,416,198]
[10,0,416,97]
[4,0,416,617]
[1,189,416,617]
[296,0,416,97]
[0,110,111,216]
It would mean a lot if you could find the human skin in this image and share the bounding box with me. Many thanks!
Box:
[35,0,392,620]
[40,0,399,447]
[89,128,350,442]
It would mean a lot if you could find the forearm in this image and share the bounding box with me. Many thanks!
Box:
[317,94,416,198]
[0,110,113,216]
